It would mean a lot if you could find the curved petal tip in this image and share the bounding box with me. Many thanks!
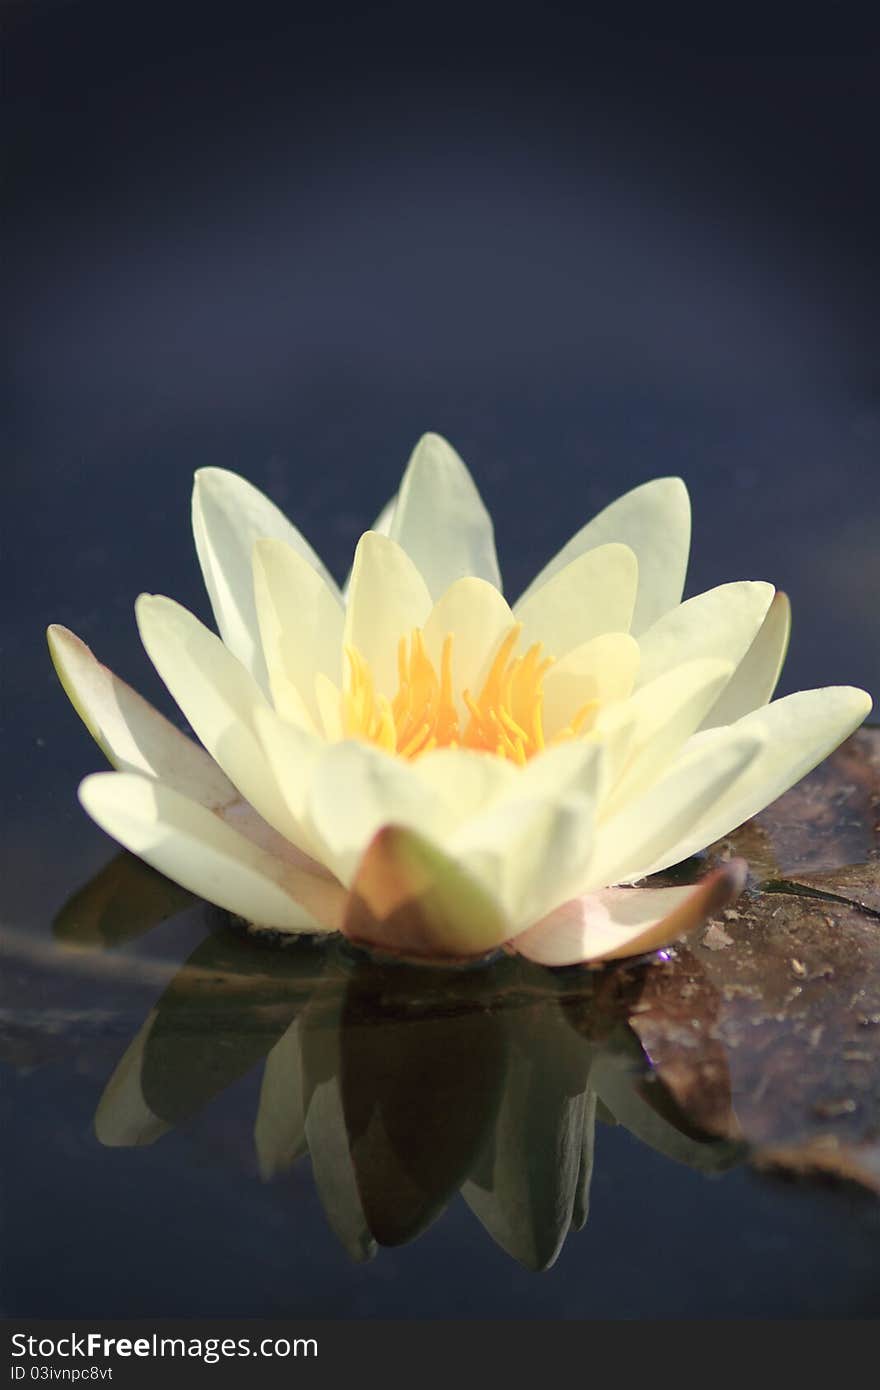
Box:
[514,858,749,967]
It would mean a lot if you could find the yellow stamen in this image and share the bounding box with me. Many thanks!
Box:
[341,624,600,764]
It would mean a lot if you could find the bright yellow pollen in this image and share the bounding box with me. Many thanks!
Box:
[342,623,598,764]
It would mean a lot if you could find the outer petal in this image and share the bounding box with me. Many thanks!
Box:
[639,686,873,876]
[48,624,235,808]
[342,824,511,959]
[79,772,343,931]
[389,433,501,596]
[136,593,317,851]
[252,537,343,730]
[597,657,736,815]
[589,729,765,888]
[513,543,639,657]
[635,581,775,689]
[700,591,791,730]
[343,532,433,699]
[305,740,459,886]
[515,478,690,636]
[515,861,747,966]
[192,467,339,693]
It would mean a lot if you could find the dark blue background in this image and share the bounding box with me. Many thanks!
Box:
[4,2,880,1318]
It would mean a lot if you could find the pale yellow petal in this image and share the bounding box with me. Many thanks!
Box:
[305,740,459,885]
[314,673,344,742]
[422,577,517,719]
[343,532,433,699]
[79,772,344,932]
[253,537,343,730]
[451,744,605,930]
[135,593,314,849]
[341,494,397,600]
[413,747,517,821]
[597,657,735,816]
[541,633,640,739]
[588,730,765,888]
[389,432,501,595]
[513,543,638,658]
[48,623,235,808]
[516,477,690,635]
[641,686,873,876]
[700,591,791,730]
[192,466,339,692]
[635,581,774,689]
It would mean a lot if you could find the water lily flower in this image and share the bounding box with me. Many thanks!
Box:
[49,433,871,966]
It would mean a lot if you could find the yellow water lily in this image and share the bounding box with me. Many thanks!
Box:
[49,433,871,965]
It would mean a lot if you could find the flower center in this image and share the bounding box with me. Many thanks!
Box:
[342,623,597,764]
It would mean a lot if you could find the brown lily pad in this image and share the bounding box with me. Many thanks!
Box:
[621,727,880,1192]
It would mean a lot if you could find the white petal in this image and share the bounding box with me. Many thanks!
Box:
[48,624,235,808]
[305,740,459,885]
[253,537,343,730]
[136,593,315,849]
[700,591,791,730]
[341,494,397,601]
[248,704,323,849]
[541,633,640,739]
[192,467,339,692]
[514,543,639,658]
[79,772,344,931]
[413,747,517,821]
[255,1019,308,1179]
[422,577,517,718]
[516,478,690,635]
[314,673,344,742]
[343,532,433,699]
[588,729,765,888]
[597,657,736,816]
[515,862,747,966]
[642,686,873,875]
[389,433,501,595]
[451,743,605,930]
[636,580,775,689]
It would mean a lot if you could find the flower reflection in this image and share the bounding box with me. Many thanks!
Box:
[76,859,742,1269]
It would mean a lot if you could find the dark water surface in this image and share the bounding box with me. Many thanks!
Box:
[4,5,880,1318]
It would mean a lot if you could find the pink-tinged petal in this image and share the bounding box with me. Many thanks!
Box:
[48,624,235,807]
[342,825,510,962]
[514,860,748,967]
